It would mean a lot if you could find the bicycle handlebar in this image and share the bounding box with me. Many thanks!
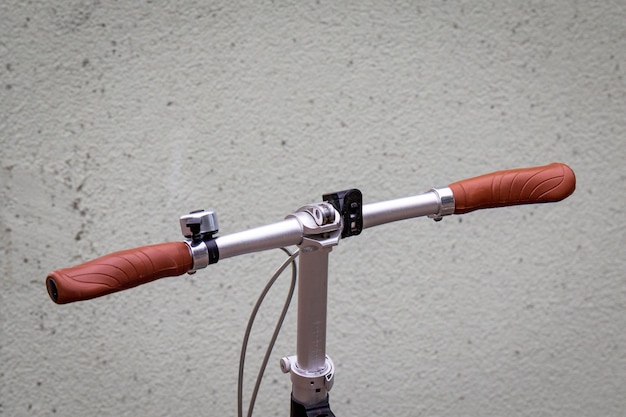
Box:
[46,242,192,304]
[449,162,575,214]
[46,163,575,304]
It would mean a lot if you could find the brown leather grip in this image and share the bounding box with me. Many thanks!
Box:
[449,162,575,214]
[46,242,193,304]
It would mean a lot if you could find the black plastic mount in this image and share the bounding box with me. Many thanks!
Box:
[291,395,336,417]
[204,239,220,265]
[188,232,220,265]
[323,189,363,239]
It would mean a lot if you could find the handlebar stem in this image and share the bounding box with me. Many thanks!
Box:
[283,204,342,406]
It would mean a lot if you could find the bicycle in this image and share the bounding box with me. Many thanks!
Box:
[46,162,576,417]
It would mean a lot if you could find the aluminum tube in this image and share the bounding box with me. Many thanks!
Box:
[296,242,331,373]
[215,190,445,260]
[215,217,304,260]
[361,191,441,229]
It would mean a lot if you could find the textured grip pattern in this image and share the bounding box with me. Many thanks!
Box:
[449,162,575,214]
[46,242,192,304]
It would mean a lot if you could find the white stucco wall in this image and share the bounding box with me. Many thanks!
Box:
[2,1,625,416]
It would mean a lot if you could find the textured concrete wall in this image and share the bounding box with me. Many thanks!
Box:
[2,1,625,416]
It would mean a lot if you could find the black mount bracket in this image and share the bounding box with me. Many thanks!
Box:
[322,189,363,238]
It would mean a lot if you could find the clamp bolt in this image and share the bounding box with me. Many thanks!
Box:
[280,357,292,373]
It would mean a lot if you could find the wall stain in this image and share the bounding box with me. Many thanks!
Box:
[49,0,101,32]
